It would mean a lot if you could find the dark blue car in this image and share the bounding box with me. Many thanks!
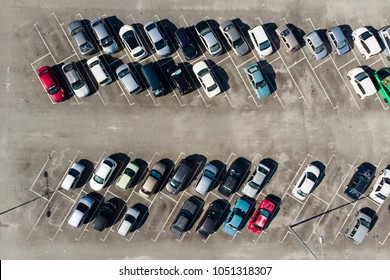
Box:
[344,162,376,200]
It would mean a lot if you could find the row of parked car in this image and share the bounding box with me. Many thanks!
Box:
[36,16,390,105]
[63,155,389,242]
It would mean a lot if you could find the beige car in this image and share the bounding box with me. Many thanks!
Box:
[275,24,300,52]
[139,161,166,198]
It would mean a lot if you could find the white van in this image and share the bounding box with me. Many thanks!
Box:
[87,56,112,86]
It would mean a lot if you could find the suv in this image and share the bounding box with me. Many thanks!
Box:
[345,209,372,244]
[275,24,300,52]
[90,17,118,55]
[165,159,194,194]
[167,64,193,95]
[344,162,376,200]
[170,196,203,236]
[68,20,95,55]
[303,31,328,60]
[174,28,198,60]
[218,158,249,197]
[92,201,117,232]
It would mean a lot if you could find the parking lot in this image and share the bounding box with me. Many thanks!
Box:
[1,0,390,259]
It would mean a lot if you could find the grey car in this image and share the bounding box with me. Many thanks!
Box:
[90,17,119,55]
[326,26,350,55]
[345,209,372,244]
[275,24,300,52]
[379,25,390,61]
[170,196,203,236]
[62,62,90,98]
[304,31,328,60]
[68,20,95,56]
[195,163,219,195]
[219,20,249,56]
[166,159,194,194]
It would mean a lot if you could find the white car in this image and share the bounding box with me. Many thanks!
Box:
[352,27,382,59]
[144,21,170,57]
[90,157,117,191]
[242,163,271,198]
[87,56,112,86]
[119,25,147,60]
[116,64,142,94]
[61,162,85,191]
[118,206,140,236]
[248,25,273,58]
[292,164,320,200]
[68,195,95,228]
[347,67,377,99]
[193,61,221,98]
[369,167,390,204]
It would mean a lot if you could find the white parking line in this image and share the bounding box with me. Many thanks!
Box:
[312,57,331,70]
[29,150,57,192]
[379,231,390,245]
[337,57,357,71]
[31,53,51,65]
[287,57,306,69]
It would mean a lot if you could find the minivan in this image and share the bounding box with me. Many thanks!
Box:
[87,56,112,86]
[141,62,166,96]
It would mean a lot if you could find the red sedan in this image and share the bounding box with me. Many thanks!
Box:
[37,66,65,102]
[248,195,280,234]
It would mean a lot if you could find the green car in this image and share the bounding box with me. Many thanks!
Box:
[116,162,140,190]
[374,68,390,105]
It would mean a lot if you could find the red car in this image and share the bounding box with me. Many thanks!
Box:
[248,195,280,234]
[37,66,65,102]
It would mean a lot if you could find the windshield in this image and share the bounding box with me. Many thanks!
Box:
[355,72,368,82]
[199,26,211,37]
[150,170,161,180]
[170,179,181,188]
[124,168,135,177]
[281,29,290,37]
[259,40,270,50]
[337,39,347,49]
[170,68,182,77]
[359,218,370,228]
[93,174,104,184]
[233,37,244,48]
[155,39,167,50]
[198,68,209,77]
[207,83,218,92]
[248,181,260,189]
[306,172,318,182]
[123,30,139,49]
[76,203,89,214]
[118,68,130,79]
[204,169,215,180]
[247,65,259,73]
[259,208,270,218]
[101,36,113,47]
[72,80,84,90]
[360,31,372,40]
[256,80,267,89]
[315,44,325,54]
[210,43,221,53]
[68,168,80,178]
[48,85,60,95]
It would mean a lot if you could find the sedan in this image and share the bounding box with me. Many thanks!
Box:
[144,21,170,57]
[116,64,142,94]
[244,63,271,99]
[352,27,381,59]
[292,163,321,200]
[193,61,221,98]
[119,24,147,60]
[36,66,65,103]
[195,20,222,56]
[374,68,390,105]
[195,163,219,195]
[117,206,140,236]
[347,67,377,99]
[61,161,85,191]
[303,31,328,60]
[115,161,140,191]
[344,162,376,200]
[68,194,95,228]
[275,24,300,52]
[68,20,95,55]
[378,25,390,60]
[218,158,250,197]
[248,25,273,58]
[196,199,225,239]
[138,161,166,198]
[248,195,280,234]
[90,17,119,55]
[174,27,198,60]
[369,166,390,204]
[62,62,90,98]
[89,157,117,191]
[170,196,203,236]
[93,201,117,232]
[242,161,271,198]
[167,64,193,95]
[219,20,249,56]
[223,197,251,236]
[165,159,194,195]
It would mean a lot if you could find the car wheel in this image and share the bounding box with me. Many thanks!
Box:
[362,54,366,59]
[312,55,316,60]
[352,36,355,41]
[384,98,389,105]
[380,170,384,175]
[347,75,351,81]
[355,211,359,217]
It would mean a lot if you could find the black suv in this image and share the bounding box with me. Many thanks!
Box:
[174,28,198,60]
[218,158,250,197]
[93,201,117,232]
[170,196,204,236]
[167,64,193,95]
[344,162,376,200]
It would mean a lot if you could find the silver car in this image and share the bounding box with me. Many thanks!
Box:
[345,210,372,244]
[195,163,218,195]
[68,20,95,56]
[326,26,350,55]
[219,20,249,56]
[90,17,119,55]
[116,64,142,94]
[379,25,390,61]
[62,62,90,98]
[195,20,222,56]
[242,162,271,198]
[275,24,300,52]
[303,31,328,60]
[144,21,171,57]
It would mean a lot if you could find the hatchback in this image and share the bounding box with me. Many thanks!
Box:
[196,199,225,238]
[174,27,198,60]
[344,162,376,200]
[62,62,90,98]
[195,20,222,56]
[89,157,117,191]
[303,31,328,60]
[116,161,140,190]
[167,64,193,95]
[90,17,119,55]
[68,20,95,55]
[68,194,95,228]
[192,61,221,98]
[119,24,147,60]
[345,209,372,244]
[374,68,390,105]
[166,159,194,194]
[116,64,142,94]
[93,201,117,232]
[347,67,377,99]
[61,162,85,191]
[118,206,140,236]
[244,63,271,99]
[144,21,170,57]
[223,197,251,236]
[36,66,65,103]
[139,161,166,198]
[219,20,249,56]
[326,26,350,55]
[292,163,321,200]
[195,163,219,195]
[352,27,381,59]
[275,24,300,52]
[248,25,273,58]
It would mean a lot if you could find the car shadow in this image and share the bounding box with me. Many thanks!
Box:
[180,61,200,93]
[316,29,332,54]
[338,24,354,48]
[258,60,277,94]
[83,191,104,224]
[130,61,148,92]
[208,159,227,192]
[263,23,280,51]
[130,203,150,232]
[186,195,205,232]
[100,54,121,83]
[104,16,125,52]
[238,195,257,230]
[156,57,176,95]
[77,59,99,96]
[289,23,306,48]
[80,19,99,52]
[130,158,149,188]
[158,19,179,53]
[359,206,378,232]
[186,153,208,181]
[207,59,230,93]
[187,25,205,56]
[75,159,95,189]
[205,19,227,56]
[261,158,279,186]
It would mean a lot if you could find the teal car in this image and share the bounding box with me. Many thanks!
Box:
[374,68,390,105]
[223,197,251,236]
[245,63,271,99]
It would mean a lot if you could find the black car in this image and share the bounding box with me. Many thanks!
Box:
[165,159,194,194]
[92,201,117,232]
[218,158,250,197]
[344,162,376,200]
[170,196,204,236]
[174,28,198,60]
[167,64,193,95]
[196,199,226,239]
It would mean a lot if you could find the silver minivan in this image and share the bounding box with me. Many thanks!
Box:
[345,210,372,244]
[326,26,350,55]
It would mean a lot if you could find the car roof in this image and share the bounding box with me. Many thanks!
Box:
[234,197,251,211]
[305,31,322,46]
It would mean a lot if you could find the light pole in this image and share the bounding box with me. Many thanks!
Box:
[319,235,324,260]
